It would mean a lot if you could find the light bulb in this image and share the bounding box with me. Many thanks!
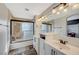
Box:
[57,12,60,15]
[52,9,56,14]
[41,16,44,19]
[59,6,64,10]
[64,8,67,12]
[73,4,79,8]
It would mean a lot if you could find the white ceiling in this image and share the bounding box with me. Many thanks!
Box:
[5,3,52,19]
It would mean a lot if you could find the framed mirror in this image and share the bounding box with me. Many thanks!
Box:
[67,15,79,38]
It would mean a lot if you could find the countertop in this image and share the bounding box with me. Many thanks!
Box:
[45,39,79,55]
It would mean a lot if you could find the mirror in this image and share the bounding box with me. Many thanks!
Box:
[40,23,52,33]
[67,15,79,38]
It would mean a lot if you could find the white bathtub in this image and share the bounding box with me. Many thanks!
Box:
[10,39,33,50]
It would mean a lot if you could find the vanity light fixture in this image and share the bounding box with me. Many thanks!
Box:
[52,3,67,15]
[39,15,48,22]
[40,3,69,21]
[41,16,44,19]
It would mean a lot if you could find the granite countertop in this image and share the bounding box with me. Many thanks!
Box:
[45,39,79,55]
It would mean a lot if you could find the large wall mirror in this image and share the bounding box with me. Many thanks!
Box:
[67,15,79,38]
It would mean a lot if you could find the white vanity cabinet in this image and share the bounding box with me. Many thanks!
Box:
[40,38,53,55]
[39,38,45,55]
[33,36,40,54]
[39,38,65,55]
[44,43,52,55]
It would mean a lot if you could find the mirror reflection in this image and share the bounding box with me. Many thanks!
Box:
[40,3,79,38]
[67,15,79,38]
[41,23,52,33]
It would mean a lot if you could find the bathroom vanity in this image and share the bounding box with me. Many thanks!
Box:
[45,39,79,55]
[39,33,79,55]
[39,33,64,55]
[39,34,65,55]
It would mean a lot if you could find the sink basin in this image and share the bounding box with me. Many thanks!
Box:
[45,39,79,55]
[58,44,70,50]
[46,40,71,51]
[54,42,70,50]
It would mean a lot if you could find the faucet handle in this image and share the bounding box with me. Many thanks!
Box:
[59,39,68,44]
[59,39,63,44]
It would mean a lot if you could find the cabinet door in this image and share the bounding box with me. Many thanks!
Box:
[51,49,57,55]
[44,43,65,55]
[45,43,52,55]
[55,49,65,55]
[50,47,65,55]
[33,37,39,54]
[51,48,65,55]
[40,39,45,55]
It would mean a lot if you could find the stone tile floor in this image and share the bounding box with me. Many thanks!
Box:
[9,45,37,55]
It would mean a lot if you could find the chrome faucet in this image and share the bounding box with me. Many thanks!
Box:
[59,39,68,45]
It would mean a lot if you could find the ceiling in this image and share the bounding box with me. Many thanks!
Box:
[5,3,52,19]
